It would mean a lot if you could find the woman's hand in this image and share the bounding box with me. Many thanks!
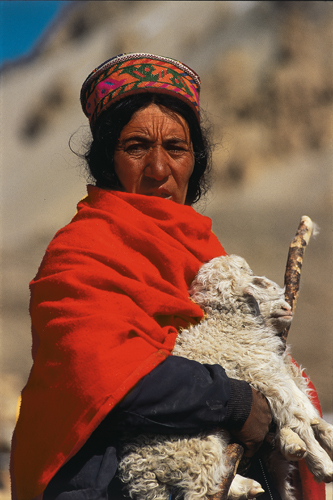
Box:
[230,387,272,457]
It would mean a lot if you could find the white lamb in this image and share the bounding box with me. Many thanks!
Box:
[118,255,333,500]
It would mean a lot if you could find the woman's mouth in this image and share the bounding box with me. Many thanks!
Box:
[146,191,173,199]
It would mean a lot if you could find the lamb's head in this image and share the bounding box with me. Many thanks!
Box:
[189,255,292,332]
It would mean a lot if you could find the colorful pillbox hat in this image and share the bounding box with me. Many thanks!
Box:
[80,53,201,131]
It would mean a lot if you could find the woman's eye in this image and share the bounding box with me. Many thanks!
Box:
[126,143,148,153]
[123,143,189,155]
[167,145,187,153]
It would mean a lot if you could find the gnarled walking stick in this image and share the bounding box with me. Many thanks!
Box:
[282,215,314,343]
[207,215,314,499]
[207,443,244,500]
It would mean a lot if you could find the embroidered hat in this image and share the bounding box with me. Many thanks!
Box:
[80,53,201,131]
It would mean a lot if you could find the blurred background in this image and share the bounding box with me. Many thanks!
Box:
[0,1,332,497]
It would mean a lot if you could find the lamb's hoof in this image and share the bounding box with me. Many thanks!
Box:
[249,484,265,497]
[278,427,307,461]
[285,443,307,461]
[321,470,333,484]
[228,474,264,499]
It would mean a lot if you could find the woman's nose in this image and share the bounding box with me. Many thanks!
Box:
[144,146,171,180]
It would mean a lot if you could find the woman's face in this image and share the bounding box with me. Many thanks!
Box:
[113,103,195,205]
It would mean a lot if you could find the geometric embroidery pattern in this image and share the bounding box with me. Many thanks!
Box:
[81,53,201,130]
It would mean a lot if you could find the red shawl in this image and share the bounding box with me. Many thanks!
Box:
[11,186,226,499]
[11,186,325,499]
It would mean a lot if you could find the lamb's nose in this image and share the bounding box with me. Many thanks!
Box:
[282,303,293,316]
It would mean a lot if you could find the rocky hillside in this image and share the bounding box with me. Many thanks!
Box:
[1,0,332,494]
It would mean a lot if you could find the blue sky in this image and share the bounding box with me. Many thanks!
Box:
[0,1,71,66]
[0,1,259,68]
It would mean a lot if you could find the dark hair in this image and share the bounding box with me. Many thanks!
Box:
[84,93,212,205]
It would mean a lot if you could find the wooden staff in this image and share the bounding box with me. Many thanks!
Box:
[207,215,314,499]
[207,443,244,500]
[281,215,314,343]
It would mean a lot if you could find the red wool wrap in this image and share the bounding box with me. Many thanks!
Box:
[10,186,325,499]
[11,186,226,499]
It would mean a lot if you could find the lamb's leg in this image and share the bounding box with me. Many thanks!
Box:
[289,420,333,482]
[311,417,333,460]
[228,474,264,499]
[276,409,333,481]
[286,392,333,481]
[277,427,307,461]
[265,376,333,482]
[284,360,333,461]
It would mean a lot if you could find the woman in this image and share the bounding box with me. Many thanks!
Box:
[10,53,325,500]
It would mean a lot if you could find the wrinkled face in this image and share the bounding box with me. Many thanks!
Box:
[114,104,195,205]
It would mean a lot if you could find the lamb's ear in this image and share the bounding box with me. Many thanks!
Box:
[242,285,261,316]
